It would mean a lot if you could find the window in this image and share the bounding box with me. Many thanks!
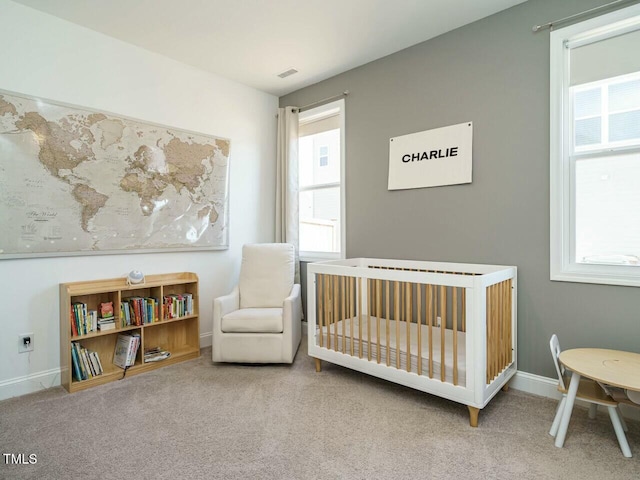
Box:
[319,145,329,167]
[298,99,345,260]
[550,4,640,286]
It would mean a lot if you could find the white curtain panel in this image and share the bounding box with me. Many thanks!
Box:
[275,106,300,283]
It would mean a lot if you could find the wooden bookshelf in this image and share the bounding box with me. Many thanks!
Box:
[60,272,200,393]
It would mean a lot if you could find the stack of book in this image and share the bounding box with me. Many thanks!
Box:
[69,303,98,336]
[71,342,103,381]
[113,332,141,369]
[120,297,160,326]
[163,293,194,319]
[144,346,171,363]
[98,318,116,331]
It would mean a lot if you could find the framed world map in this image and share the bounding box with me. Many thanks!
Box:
[0,89,230,259]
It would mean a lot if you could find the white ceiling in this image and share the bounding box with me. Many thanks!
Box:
[14,0,527,97]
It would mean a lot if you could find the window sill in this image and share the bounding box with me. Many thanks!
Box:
[300,253,342,263]
[551,268,640,288]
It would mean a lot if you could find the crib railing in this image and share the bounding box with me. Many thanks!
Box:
[313,263,515,388]
[486,279,513,383]
[315,272,474,386]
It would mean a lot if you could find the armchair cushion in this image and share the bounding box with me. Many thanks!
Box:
[239,243,294,308]
[221,308,284,333]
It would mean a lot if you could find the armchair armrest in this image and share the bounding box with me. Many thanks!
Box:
[213,286,239,332]
[282,284,302,360]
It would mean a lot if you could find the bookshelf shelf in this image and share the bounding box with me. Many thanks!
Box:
[60,272,200,393]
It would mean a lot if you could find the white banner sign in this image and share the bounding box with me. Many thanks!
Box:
[388,122,473,190]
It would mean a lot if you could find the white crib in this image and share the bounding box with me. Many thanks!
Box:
[307,258,517,427]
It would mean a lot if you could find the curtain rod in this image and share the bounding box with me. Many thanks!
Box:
[298,91,349,112]
[532,0,638,32]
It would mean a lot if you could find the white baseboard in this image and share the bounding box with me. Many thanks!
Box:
[510,370,562,399]
[510,370,640,421]
[0,368,61,401]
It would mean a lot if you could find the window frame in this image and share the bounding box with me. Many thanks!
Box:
[298,99,346,262]
[550,4,640,287]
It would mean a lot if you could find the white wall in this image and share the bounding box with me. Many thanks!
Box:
[0,0,278,399]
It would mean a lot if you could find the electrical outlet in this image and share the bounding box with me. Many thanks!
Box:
[18,333,34,353]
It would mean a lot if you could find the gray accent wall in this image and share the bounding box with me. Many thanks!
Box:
[281,0,640,378]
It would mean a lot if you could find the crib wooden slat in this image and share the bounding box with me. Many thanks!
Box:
[417,283,422,376]
[508,279,513,364]
[358,277,363,358]
[341,276,346,354]
[406,282,411,373]
[497,281,502,374]
[462,288,466,332]
[507,280,512,365]
[367,279,372,361]
[376,279,382,364]
[503,280,508,369]
[395,281,400,370]
[334,275,339,352]
[492,284,497,382]
[500,281,505,372]
[487,285,492,382]
[318,274,324,348]
[486,285,490,382]
[453,287,458,386]
[350,277,355,357]
[494,284,499,379]
[499,282,503,373]
[491,284,498,381]
[440,285,446,383]
[496,283,501,377]
[507,279,513,363]
[325,274,331,350]
[427,284,433,379]
[386,279,390,367]
[505,281,509,367]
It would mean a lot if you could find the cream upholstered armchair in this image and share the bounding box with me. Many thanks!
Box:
[212,243,302,363]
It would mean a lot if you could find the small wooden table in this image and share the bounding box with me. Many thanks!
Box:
[556,348,640,457]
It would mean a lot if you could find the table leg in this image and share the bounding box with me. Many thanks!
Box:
[555,371,580,448]
[607,406,632,457]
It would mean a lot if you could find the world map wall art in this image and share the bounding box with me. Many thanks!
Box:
[0,89,230,258]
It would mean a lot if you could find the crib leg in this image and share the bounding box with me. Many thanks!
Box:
[314,358,322,372]
[468,406,480,427]
[502,383,510,392]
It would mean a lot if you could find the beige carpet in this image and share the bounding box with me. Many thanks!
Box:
[1,338,639,480]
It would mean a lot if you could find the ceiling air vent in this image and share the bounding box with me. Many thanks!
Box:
[278,68,298,79]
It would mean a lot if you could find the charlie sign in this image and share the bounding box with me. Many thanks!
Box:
[388,122,472,190]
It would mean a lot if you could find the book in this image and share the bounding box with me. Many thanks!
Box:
[80,346,93,378]
[113,333,140,369]
[72,342,88,380]
[70,343,83,381]
[87,350,101,376]
[88,310,98,333]
[70,309,78,337]
[120,301,131,326]
[98,317,116,331]
[72,302,86,336]
[144,351,171,363]
[130,334,141,364]
[92,351,104,375]
[144,346,171,363]
[83,347,95,377]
